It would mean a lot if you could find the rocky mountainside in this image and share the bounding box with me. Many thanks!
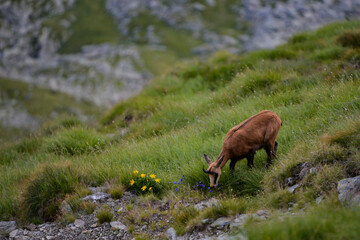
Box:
[0,0,359,134]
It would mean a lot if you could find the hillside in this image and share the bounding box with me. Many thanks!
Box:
[0,21,360,239]
[1,0,359,137]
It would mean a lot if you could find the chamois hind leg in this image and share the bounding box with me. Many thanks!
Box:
[265,144,276,168]
[274,141,278,156]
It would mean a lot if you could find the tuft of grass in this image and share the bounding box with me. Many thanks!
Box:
[97,206,113,224]
[337,31,360,48]
[21,164,82,222]
[44,127,106,155]
[246,204,360,240]
[109,184,125,199]
[267,190,296,209]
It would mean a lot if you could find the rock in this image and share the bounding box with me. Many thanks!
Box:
[25,224,36,231]
[287,184,300,194]
[9,229,18,238]
[60,200,72,214]
[82,192,111,202]
[194,198,219,211]
[210,217,232,230]
[286,177,295,186]
[201,218,213,225]
[316,196,324,204]
[0,221,17,235]
[74,219,85,228]
[166,227,177,240]
[230,214,249,229]
[46,236,55,240]
[88,187,108,194]
[337,176,360,206]
[110,221,127,231]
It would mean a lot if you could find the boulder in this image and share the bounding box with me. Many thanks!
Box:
[166,227,177,240]
[210,217,232,230]
[337,176,360,206]
[74,219,85,228]
[0,221,17,236]
[110,221,127,231]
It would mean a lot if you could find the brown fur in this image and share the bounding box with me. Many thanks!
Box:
[204,110,282,187]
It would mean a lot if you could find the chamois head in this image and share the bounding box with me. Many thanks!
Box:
[202,154,224,187]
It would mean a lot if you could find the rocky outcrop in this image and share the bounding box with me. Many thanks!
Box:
[337,175,360,206]
[240,0,360,51]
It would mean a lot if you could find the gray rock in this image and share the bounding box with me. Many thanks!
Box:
[88,187,108,194]
[210,217,232,230]
[9,229,18,238]
[60,200,72,214]
[0,221,17,235]
[337,176,360,206]
[230,214,249,229]
[166,227,177,240]
[74,219,85,228]
[288,184,300,194]
[194,198,219,210]
[110,221,127,231]
[316,195,324,204]
[201,218,213,225]
[82,192,111,202]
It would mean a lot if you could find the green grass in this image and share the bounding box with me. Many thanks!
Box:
[1,21,360,233]
[58,0,121,53]
[0,77,100,144]
[246,204,360,240]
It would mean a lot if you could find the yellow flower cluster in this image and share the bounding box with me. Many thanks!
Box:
[129,170,161,192]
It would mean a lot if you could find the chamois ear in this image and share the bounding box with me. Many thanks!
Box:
[204,154,212,165]
[216,155,225,167]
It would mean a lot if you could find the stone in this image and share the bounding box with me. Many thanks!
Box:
[210,217,232,230]
[316,196,324,204]
[9,229,18,238]
[201,218,213,225]
[337,176,360,206]
[82,192,111,202]
[110,221,127,231]
[60,200,72,214]
[88,187,108,194]
[0,221,17,235]
[25,224,36,231]
[166,227,177,240]
[74,219,85,228]
[195,198,219,210]
[230,214,249,229]
[46,236,55,240]
[288,184,300,194]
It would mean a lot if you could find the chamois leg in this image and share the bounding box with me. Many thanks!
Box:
[247,152,255,168]
[265,145,275,168]
[274,141,278,157]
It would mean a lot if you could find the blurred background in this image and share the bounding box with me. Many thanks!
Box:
[1,0,359,143]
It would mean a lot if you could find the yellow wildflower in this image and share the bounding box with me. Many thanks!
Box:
[133,170,139,174]
[130,179,135,186]
[141,186,147,191]
[149,187,152,191]
[155,178,160,183]
[140,174,146,178]
[150,174,156,178]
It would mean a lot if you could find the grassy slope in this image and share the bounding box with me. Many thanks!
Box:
[57,0,121,53]
[0,77,100,144]
[0,21,360,237]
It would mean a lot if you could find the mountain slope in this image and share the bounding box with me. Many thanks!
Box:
[0,22,359,240]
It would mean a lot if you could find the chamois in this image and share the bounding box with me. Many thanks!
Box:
[203,110,282,187]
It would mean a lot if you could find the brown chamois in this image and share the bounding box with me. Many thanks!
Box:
[203,110,282,187]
